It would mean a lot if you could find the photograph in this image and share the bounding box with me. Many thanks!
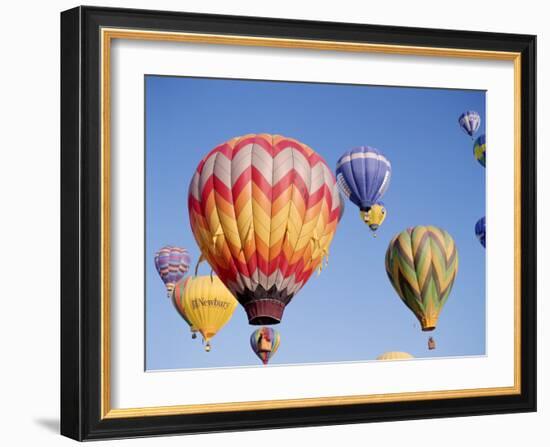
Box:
[57,5,537,441]
[145,75,487,371]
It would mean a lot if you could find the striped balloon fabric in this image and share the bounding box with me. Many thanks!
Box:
[335,146,391,212]
[458,110,481,137]
[172,277,198,338]
[188,134,341,325]
[385,226,459,331]
[473,134,486,167]
[154,246,192,297]
[250,327,281,365]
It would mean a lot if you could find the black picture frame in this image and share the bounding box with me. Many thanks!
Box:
[61,5,536,441]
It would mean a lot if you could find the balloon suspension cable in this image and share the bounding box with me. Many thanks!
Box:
[166,285,174,298]
[194,253,206,277]
[311,231,324,275]
[317,248,330,275]
[238,223,254,257]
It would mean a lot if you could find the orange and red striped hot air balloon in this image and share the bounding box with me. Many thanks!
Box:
[188,134,341,325]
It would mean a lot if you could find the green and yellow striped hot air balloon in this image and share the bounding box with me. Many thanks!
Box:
[385,226,458,331]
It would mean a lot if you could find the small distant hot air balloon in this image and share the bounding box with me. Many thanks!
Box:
[172,278,199,339]
[458,110,481,138]
[177,275,238,351]
[473,134,486,167]
[362,202,386,236]
[336,146,391,235]
[475,216,486,248]
[385,226,459,331]
[376,351,414,361]
[189,134,341,325]
[250,327,280,365]
[154,246,191,297]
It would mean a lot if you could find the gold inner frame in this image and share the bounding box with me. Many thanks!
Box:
[100,27,522,419]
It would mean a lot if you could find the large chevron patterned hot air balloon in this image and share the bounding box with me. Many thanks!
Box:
[385,226,459,331]
[154,246,192,297]
[188,134,341,325]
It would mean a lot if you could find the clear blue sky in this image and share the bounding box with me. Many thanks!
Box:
[145,75,486,370]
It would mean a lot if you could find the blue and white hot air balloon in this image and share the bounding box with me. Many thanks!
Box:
[475,216,486,248]
[335,146,391,235]
[458,110,481,138]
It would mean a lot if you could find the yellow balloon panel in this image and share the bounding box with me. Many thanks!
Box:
[376,351,414,361]
[181,275,238,343]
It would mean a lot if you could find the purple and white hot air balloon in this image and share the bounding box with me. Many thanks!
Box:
[154,246,191,297]
[458,110,481,138]
[335,146,391,235]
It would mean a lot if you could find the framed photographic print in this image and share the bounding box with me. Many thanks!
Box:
[60,6,536,441]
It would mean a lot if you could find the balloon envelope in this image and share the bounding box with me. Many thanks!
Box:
[176,275,238,350]
[338,191,346,222]
[172,277,198,337]
[385,226,459,331]
[188,134,341,325]
[473,134,486,167]
[458,110,481,137]
[154,246,192,297]
[336,146,391,213]
[250,327,281,365]
[376,351,414,361]
[475,216,486,248]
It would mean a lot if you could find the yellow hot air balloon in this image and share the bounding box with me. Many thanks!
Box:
[359,202,387,236]
[376,351,414,361]
[176,275,238,351]
[172,278,199,339]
